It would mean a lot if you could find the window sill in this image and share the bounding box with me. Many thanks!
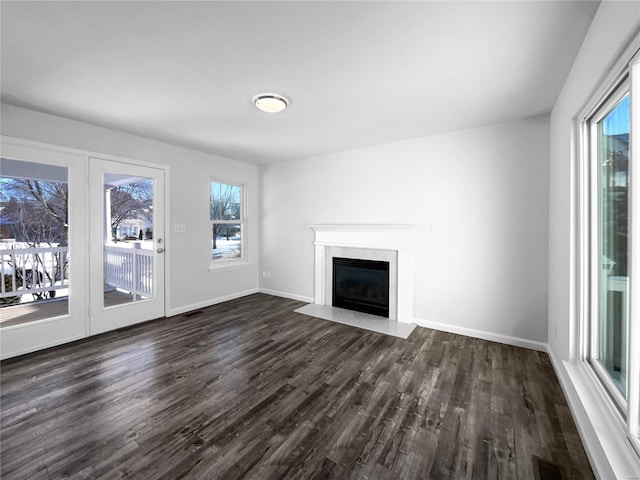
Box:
[555,357,640,479]
[208,259,249,273]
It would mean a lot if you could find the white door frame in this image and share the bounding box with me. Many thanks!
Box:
[0,139,89,359]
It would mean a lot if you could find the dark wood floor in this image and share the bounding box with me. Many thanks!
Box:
[1,293,594,480]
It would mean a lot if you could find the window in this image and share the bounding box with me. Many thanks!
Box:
[582,48,640,453]
[589,84,630,407]
[210,180,244,266]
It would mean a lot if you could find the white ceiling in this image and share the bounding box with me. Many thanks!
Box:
[1,1,600,165]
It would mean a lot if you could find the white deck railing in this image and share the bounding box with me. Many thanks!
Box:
[104,245,154,300]
[0,246,69,299]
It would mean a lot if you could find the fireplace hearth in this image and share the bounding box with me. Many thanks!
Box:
[332,257,390,317]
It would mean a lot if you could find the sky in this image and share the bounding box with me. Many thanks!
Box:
[603,94,630,136]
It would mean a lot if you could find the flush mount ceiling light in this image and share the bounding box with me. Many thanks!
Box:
[253,93,289,113]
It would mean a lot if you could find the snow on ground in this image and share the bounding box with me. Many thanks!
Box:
[212,237,241,260]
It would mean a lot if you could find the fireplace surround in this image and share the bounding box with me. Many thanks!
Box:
[307,224,416,323]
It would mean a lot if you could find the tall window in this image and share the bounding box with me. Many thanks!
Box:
[583,48,639,453]
[210,180,244,265]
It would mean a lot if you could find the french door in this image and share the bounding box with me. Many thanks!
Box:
[89,157,165,334]
[0,141,88,359]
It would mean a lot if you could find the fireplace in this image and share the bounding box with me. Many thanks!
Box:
[307,224,416,324]
[332,257,390,317]
[296,225,417,338]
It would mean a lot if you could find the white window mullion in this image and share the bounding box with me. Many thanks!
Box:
[589,118,601,366]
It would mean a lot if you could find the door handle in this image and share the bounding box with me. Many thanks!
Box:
[157,248,165,253]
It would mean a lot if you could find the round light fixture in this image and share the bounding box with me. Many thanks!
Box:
[253,93,289,113]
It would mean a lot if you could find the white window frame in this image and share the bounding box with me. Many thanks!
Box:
[587,78,630,414]
[208,178,247,271]
[579,46,640,458]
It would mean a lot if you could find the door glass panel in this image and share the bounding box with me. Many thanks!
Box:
[102,173,154,307]
[596,93,630,398]
[0,158,70,326]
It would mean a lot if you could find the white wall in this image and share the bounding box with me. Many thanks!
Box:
[548,1,640,478]
[261,115,550,347]
[1,104,260,316]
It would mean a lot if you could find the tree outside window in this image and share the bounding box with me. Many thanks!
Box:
[107,180,153,242]
[1,167,69,303]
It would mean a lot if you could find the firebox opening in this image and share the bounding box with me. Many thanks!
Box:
[332,257,390,318]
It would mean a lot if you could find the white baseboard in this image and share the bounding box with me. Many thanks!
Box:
[1,333,86,360]
[253,292,547,352]
[167,288,259,317]
[258,288,314,303]
[253,291,548,352]
[547,350,640,480]
[413,318,548,352]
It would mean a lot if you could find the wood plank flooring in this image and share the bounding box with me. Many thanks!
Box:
[1,293,594,479]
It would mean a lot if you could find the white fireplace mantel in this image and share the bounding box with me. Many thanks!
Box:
[307,224,416,323]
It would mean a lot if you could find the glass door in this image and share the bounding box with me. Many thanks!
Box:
[89,158,165,335]
[0,141,88,359]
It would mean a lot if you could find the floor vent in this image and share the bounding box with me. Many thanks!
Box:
[532,455,567,480]
[183,309,204,317]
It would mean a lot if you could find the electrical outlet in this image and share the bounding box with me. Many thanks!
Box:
[174,224,186,233]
